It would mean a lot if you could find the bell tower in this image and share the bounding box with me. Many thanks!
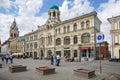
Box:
[48,5,61,23]
[9,18,19,40]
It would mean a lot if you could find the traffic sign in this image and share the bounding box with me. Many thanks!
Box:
[96,32,104,43]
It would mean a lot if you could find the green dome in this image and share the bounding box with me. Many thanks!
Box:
[50,5,59,10]
[17,36,25,41]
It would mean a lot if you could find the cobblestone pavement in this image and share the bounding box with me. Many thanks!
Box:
[0,58,120,80]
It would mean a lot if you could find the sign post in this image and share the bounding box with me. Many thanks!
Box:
[96,32,104,74]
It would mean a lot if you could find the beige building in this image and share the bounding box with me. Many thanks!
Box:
[108,16,120,58]
[25,5,101,61]
[25,30,39,58]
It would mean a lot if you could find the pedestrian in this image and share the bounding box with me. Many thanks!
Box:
[50,54,54,65]
[56,54,60,66]
[9,54,13,64]
[1,55,5,62]
[5,54,9,63]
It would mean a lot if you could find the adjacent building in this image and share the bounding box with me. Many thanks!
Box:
[108,16,120,58]
[16,36,25,56]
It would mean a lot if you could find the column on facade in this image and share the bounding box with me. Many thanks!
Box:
[70,47,74,58]
[61,37,64,46]
[44,37,47,58]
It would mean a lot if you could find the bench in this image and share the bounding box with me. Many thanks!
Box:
[9,65,27,73]
[74,68,95,78]
[0,64,2,68]
[36,66,55,75]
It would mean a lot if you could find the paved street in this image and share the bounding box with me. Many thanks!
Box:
[0,58,120,80]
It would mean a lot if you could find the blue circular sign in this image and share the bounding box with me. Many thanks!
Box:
[97,35,102,40]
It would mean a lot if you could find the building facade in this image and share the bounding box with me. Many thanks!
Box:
[25,30,39,58]
[1,40,9,55]
[25,5,101,61]
[108,16,120,58]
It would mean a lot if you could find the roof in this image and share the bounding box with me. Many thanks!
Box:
[17,36,25,41]
[49,5,59,10]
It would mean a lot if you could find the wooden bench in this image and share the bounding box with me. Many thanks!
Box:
[36,66,55,75]
[74,68,95,78]
[9,65,27,73]
[0,64,2,68]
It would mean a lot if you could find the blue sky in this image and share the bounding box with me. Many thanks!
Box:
[0,0,120,44]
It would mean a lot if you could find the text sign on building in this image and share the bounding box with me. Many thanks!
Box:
[96,32,104,43]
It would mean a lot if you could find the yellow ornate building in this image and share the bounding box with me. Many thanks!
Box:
[8,19,19,53]
[25,5,101,61]
[108,16,120,58]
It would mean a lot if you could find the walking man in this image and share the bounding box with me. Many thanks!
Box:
[9,54,13,64]
[56,54,60,66]
[50,54,54,65]
[5,54,9,63]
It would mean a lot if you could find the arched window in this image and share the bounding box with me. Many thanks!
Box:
[81,33,90,43]
[73,35,78,44]
[48,36,52,44]
[11,33,13,37]
[49,25,52,30]
[64,36,70,45]
[73,23,77,31]
[56,29,57,35]
[30,43,33,49]
[14,34,16,37]
[86,20,90,28]
[67,25,70,32]
[34,42,37,48]
[53,11,56,17]
[64,26,66,33]
[56,38,61,45]
[81,21,84,29]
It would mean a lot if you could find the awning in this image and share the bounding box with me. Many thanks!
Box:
[79,47,89,50]
[12,53,23,55]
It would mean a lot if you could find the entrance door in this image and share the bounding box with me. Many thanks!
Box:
[74,50,77,57]
[34,52,37,59]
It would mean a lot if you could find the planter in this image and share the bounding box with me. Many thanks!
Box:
[36,66,55,75]
[74,68,95,78]
[9,65,27,73]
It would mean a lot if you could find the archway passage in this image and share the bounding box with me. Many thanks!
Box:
[47,50,52,58]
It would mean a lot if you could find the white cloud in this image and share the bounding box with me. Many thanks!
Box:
[97,0,120,44]
[0,0,11,9]
[0,0,47,43]
[15,0,43,16]
[0,14,14,42]
[60,0,94,21]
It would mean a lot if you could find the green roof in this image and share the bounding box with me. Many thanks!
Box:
[18,36,25,41]
[50,5,59,10]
